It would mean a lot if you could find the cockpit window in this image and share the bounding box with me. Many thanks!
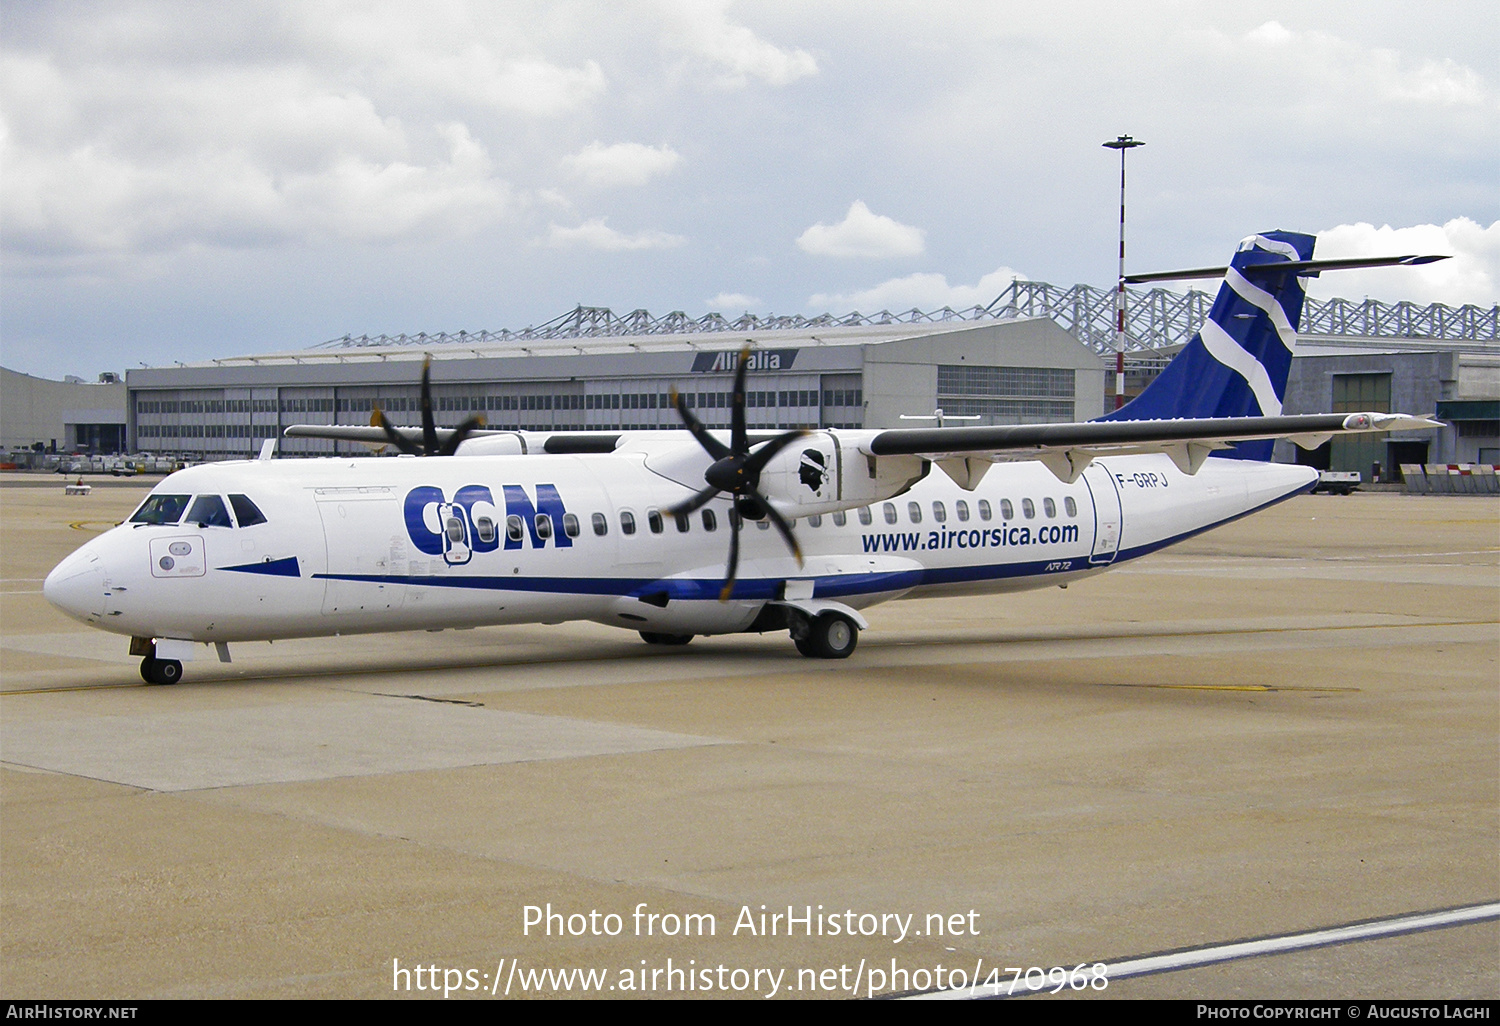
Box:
[186,494,233,528]
[129,494,190,525]
[228,494,267,527]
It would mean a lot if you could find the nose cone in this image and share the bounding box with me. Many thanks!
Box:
[44,548,106,624]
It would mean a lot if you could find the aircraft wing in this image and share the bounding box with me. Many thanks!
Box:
[281,423,622,454]
[862,411,1441,485]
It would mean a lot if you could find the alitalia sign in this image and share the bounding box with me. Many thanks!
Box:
[690,349,798,373]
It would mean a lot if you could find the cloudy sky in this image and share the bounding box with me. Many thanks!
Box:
[2,1,1497,379]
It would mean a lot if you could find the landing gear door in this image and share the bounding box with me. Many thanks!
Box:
[1083,463,1123,566]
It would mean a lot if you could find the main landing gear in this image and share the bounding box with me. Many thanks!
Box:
[139,656,183,685]
[639,632,694,646]
[790,610,859,659]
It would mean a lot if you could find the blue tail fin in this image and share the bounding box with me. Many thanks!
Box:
[1101,230,1315,460]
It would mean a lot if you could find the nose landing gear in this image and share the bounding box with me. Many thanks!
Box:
[139,656,183,685]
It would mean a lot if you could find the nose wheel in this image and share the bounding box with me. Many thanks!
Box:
[140,656,183,685]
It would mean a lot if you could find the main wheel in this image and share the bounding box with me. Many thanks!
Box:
[140,657,184,685]
[639,632,694,646]
[796,612,859,659]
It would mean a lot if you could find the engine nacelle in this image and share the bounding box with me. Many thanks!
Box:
[758,431,927,517]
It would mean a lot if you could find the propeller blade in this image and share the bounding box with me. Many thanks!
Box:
[420,356,439,456]
[666,484,721,519]
[373,407,423,456]
[730,345,750,456]
[743,491,803,567]
[719,509,741,602]
[670,386,732,461]
[438,413,487,456]
[741,427,810,479]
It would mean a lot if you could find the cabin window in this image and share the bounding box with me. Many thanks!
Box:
[619,511,636,536]
[592,512,608,536]
[756,517,770,530]
[446,516,466,543]
[882,503,898,525]
[507,515,524,542]
[228,494,267,527]
[1022,498,1036,519]
[535,514,553,540]
[1043,497,1057,518]
[702,509,717,532]
[808,514,822,527]
[647,510,664,534]
[955,500,969,522]
[907,501,922,524]
[932,501,946,523]
[674,511,691,533]
[474,516,497,544]
[562,513,580,538]
[187,494,233,528]
[131,494,191,525]
[831,510,846,527]
[999,499,1013,520]
[978,499,992,521]
[858,506,872,526]
[1065,496,1078,517]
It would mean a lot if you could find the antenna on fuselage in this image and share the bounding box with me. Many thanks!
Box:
[258,438,277,461]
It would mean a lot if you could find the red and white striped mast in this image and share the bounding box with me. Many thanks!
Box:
[1102,134,1144,410]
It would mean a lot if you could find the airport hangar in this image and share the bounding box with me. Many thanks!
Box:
[54,280,1500,468]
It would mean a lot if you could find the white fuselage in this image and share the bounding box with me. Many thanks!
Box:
[43,440,1317,647]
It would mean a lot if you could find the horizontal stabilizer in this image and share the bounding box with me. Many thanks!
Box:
[1126,254,1449,283]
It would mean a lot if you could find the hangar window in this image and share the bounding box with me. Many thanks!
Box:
[1065,496,1078,518]
[858,506,872,526]
[1022,498,1036,519]
[228,494,267,527]
[131,494,191,525]
[977,499,992,521]
[562,513,580,538]
[882,503,898,525]
[620,511,636,536]
[702,509,717,532]
[187,494,233,528]
[507,515,524,542]
[955,500,970,522]
[932,501,946,523]
[1000,499,1014,520]
[1043,498,1057,518]
[592,512,608,536]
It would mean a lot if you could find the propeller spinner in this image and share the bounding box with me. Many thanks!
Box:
[371,355,487,456]
[666,346,808,601]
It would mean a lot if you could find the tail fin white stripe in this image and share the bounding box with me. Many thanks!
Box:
[1239,234,1302,261]
[1225,267,1299,356]
[1198,318,1284,416]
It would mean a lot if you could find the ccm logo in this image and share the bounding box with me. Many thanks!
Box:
[404,484,573,565]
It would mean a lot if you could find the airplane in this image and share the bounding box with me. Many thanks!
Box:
[43,231,1446,684]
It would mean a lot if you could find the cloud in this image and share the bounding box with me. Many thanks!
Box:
[561,141,682,188]
[1308,219,1499,306]
[809,265,1027,312]
[545,218,687,251]
[796,201,925,260]
[662,0,817,87]
[705,291,761,310]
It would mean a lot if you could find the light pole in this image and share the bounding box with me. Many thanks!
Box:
[1102,134,1144,410]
